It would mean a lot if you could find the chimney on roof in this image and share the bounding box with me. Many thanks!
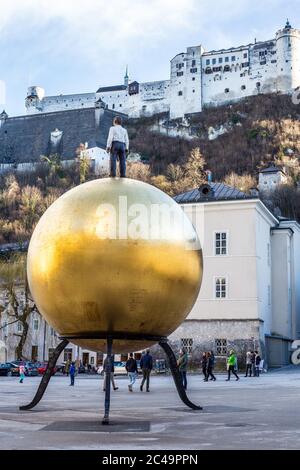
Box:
[198,183,214,198]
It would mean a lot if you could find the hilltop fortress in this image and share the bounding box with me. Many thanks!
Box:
[25,21,300,120]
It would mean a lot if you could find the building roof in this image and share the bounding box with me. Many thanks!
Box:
[260,165,285,174]
[174,182,252,204]
[97,85,127,93]
[0,107,123,164]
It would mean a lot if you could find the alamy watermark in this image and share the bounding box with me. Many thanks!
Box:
[94,196,204,251]
[291,340,300,365]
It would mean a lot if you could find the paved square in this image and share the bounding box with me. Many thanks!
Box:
[0,368,300,450]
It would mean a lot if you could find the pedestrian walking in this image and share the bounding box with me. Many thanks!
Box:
[201,352,208,381]
[207,352,216,381]
[126,353,138,392]
[177,348,188,390]
[103,355,119,391]
[255,351,262,377]
[245,351,253,377]
[69,362,76,386]
[226,350,240,381]
[209,351,216,380]
[106,116,129,178]
[19,364,25,384]
[140,349,153,392]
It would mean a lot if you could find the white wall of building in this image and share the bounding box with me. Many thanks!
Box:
[179,198,300,353]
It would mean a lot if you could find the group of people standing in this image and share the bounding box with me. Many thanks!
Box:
[245,351,262,378]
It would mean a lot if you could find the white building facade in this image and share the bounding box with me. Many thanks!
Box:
[25,21,300,120]
[170,183,300,368]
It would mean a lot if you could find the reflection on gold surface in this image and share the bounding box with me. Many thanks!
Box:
[27,178,203,353]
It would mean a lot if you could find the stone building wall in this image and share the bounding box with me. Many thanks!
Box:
[150,319,265,371]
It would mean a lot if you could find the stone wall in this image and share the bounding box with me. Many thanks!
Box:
[149,319,265,371]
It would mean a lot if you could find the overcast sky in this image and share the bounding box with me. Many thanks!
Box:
[0,0,299,116]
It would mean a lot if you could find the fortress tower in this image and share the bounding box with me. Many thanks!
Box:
[276,20,300,92]
[25,86,45,114]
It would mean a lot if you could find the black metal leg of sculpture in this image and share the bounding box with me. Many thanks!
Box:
[20,339,69,411]
[102,337,113,425]
[159,340,202,411]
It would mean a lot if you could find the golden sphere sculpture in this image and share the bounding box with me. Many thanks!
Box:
[27,178,203,353]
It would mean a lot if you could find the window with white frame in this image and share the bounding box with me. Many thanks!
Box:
[180,338,193,355]
[17,322,23,332]
[215,338,228,356]
[33,319,39,331]
[215,277,227,299]
[215,232,228,255]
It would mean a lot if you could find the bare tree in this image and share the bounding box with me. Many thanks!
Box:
[0,254,38,360]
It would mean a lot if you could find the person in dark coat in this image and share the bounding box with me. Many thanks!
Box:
[126,353,138,392]
[251,351,256,376]
[201,352,208,381]
[69,362,76,386]
[140,350,153,392]
[255,351,262,377]
[206,352,216,381]
[103,355,118,391]
[177,348,188,390]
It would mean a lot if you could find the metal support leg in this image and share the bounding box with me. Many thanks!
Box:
[102,337,113,425]
[159,340,202,411]
[20,339,69,411]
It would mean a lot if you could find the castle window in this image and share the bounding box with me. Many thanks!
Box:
[243,52,248,58]
[212,58,216,65]
[224,65,231,72]
[225,88,230,93]
[177,71,184,77]
[206,59,210,65]
[260,60,266,65]
[241,85,246,90]
[112,104,115,109]
[192,89,195,93]
[219,57,223,64]
[192,59,196,67]
[119,104,122,107]
[242,62,249,68]
[190,68,198,73]
[213,66,222,72]
[231,56,236,61]
[225,57,229,63]
[192,77,196,81]
[271,60,277,64]
[256,82,261,88]
[205,67,213,74]
[178,91,183,96]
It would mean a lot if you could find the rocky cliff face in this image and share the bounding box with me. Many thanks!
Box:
[128,93,300,180]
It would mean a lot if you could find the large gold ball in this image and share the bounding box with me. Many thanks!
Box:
[27,178,203,353]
